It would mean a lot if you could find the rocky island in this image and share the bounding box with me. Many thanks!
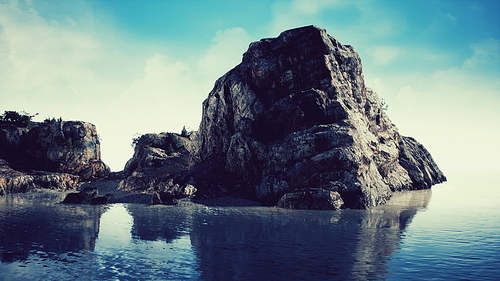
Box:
[1,26,446,209]
[121,25,446,209]
[0,115,110,195]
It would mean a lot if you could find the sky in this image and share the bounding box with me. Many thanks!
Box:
[0,0,499,173]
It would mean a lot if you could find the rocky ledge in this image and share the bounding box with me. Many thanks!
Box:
[123,25,447,209]
[0,118,110,194]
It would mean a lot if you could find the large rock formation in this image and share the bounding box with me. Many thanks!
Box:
[190,25,446,208]
[121,25,446,209]
[0,118,110,194]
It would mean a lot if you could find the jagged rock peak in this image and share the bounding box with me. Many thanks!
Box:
[190,25,446,209]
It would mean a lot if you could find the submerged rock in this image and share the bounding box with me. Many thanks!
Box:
[123,25,446,209]
[276,188,345,210]
[61,187,98,204]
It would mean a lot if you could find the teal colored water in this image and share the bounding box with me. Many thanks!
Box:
[0,171,498,280]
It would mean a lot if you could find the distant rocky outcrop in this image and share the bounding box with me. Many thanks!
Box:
[123,25,446,209]
[118,132,196,203]
[0,118,110,194]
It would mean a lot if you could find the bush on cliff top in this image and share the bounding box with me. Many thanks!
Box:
[132,132,184,154]
[0,110,38,127]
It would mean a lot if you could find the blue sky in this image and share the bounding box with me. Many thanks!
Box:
[1,0,499,172]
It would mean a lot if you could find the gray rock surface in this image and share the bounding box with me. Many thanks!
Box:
[119,132,196,204]
[0,159,79,195]
[276,188,344,210]
[0,119,110,194]
[120,25,446,209]
[190,25,446,208]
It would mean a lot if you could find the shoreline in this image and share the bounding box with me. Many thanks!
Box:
[76,177,262,207]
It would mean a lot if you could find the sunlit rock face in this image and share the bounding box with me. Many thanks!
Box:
[191,25,446,208]
[0,119,110,194]
[0,159,79,195]
[119,132,197,204]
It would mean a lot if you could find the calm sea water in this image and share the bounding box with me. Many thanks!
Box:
[0,171,499,281]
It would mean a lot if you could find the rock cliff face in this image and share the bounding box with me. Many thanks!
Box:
[0,159,79,195]
[118,132,196,203]
[0,119,110,194]
[190,25,446,208]
[120,25,446,208]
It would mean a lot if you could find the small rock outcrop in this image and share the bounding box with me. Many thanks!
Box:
[276,188,345,210]
[122,25,446,209]
[0,118,110,194]
[61,187,98,204]
[90,193,114,205]
[118,132,196,203]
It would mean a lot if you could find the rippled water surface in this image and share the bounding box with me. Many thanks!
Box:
[1,171,499,280]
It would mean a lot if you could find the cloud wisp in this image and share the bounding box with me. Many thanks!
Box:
[0,1,256,170]
[1,0,498,172]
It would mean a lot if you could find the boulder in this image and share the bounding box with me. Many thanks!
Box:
[150,183,197,205]
[90,193,114,205]
[276,188,344,210]
[61,187,98,204]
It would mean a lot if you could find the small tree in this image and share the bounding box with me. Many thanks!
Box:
[380,99,389,111]
[181,126,188,137]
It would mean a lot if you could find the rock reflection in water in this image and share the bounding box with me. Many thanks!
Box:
[125,204,195,243]
[125,190,431,280]
[188,190,431,280]
[0,192,102,262]
[0,189,431,280]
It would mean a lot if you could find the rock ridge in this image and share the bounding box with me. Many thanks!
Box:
[123,25,446,209]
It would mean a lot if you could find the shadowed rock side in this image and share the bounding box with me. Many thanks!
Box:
[190,25,446,208]
[0,119,110,194]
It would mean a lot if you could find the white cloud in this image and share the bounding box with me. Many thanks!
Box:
[370,46,400,65]
[0,2,98,98]
[198,27,254,82]
[268,0,405,45]
[122,54,191,101]
[444,13,457,25]
[291,0,341,15]
[463,38,500,70]
[268,0,345,36]
[0,1,258,171]
[366,39,500,172]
